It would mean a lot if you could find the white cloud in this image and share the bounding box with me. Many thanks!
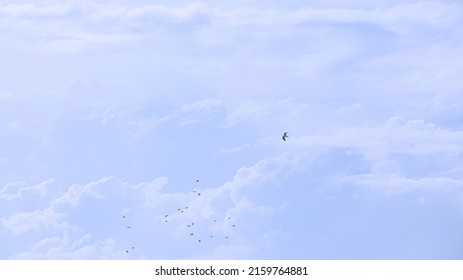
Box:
[0,3,71,18]
[213,144,251,156]
[2,207,68,235]
[0,178,54,201]
[2,1,459,54]
[132,176,168,207]
[0,154,296,258]
[52,176,114,206]
[225,101,272,126]
[286,117,463,163]
[15,234,118,259]
[122,2,211,22]
[177,98,224,126]
[342,173,463,194]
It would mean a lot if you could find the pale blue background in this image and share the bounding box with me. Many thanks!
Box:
[1,0,463,259]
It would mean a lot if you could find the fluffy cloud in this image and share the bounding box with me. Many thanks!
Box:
[0,178,53,201]
[0,153,297,258]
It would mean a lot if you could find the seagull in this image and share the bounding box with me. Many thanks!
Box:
[122,216,126,218]
[126,226,131,229]
[165,214,169,217]
[178,208,181,211]
[198,240,201,243]
[185,206,189,209]
[190,233,194,236]
[210,235,213,238]
[282,132,288,141]
[232,225,236,227]
[126,250,129,253]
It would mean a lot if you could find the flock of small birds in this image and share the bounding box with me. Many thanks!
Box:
[122,215,136,254]
[162,179,238,244]
[121,133,288,254]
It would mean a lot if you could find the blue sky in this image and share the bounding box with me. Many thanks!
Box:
[1,0,463,259]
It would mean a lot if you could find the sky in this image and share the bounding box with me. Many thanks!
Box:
[0,0,463,259]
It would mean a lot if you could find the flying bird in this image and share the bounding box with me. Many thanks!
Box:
[196,179,199,182]
[122,216,126,218]
[282,132,288,141]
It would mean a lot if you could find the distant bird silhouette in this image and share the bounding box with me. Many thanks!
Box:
[165,214,169,217]
[225,236,229,239]
[190,233,194,236]
[122,216,126,218]
[196,179,199,182]
[210,235,213,238]
[232,225,236,227]
[282,132,288,141]
[126,250,129,253]
[185,206,189,209]
[165,220,168,222]
[228,217,231,220]
[187,224,191,227]
[178,208,181,211]
[132,247,135,249]
[198,240,201,243]
[126,226,131,229]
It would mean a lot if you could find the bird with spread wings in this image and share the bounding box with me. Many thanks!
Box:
[282,132,288,141]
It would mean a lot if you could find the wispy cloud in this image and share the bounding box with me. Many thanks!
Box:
[2,207,68,235]
[177,98,224,126]
[0,178,53,200]
[342,173,463,194]
[15,234,118,259]
[2,1,460,54]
